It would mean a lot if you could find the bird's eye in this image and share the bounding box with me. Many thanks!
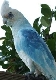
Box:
[8,12,14,18]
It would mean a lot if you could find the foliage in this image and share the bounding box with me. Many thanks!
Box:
[33,4,56,61]
[0,25,29,73]
[0,4,56,75]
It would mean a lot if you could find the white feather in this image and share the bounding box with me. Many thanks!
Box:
[1,0,12,16]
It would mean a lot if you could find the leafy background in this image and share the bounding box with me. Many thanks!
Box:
[0,4,56,74]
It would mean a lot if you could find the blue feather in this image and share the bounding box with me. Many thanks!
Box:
[15,28,56,79]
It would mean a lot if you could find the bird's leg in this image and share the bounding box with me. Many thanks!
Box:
[24,68,35,80]
[34,69,42,77]
[25,72,35,80]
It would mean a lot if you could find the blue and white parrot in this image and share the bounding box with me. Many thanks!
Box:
[1,1,56,80]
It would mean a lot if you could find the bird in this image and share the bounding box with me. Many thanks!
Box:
[1,0,56,80]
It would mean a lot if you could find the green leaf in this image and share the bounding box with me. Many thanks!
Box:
[41,16,51,27]
[33,18,41,34]
[42,28,50,38]
[33,18,39,27]
[0,46,3,50]
[0,61,3,65]
[2,63,9,69]
[1,25,11,32]
[51,51,56,60]
[53,32,56,40]
[5,32,12,39]
[41,4,52,18]
[50,32,56,40]
[46,39,55,51]
[54,11,56,20]
[0,52,3,56]
[0,37,6,40]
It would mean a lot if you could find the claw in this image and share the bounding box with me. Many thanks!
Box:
[24,72,35,80]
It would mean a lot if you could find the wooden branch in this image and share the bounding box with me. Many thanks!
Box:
[0,71,25,80]
[0,71,48,80]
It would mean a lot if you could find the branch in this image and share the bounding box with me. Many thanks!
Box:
[0,71,48,80]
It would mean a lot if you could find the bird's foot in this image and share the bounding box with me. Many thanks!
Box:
[24,72,35,80]
[25,73,48,80]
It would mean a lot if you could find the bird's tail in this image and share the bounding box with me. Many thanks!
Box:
[46,61,56,80]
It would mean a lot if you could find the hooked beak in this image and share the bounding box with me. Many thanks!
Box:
[3,18,7,24]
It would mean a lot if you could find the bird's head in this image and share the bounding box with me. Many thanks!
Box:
[1,0,24,27]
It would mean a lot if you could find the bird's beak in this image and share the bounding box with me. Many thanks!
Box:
[3,18,7,24]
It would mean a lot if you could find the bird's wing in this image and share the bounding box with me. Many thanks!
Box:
[16,28,56,78]
[19,29,54,60]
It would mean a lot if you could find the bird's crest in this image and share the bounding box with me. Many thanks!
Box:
[1,0,12,17]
